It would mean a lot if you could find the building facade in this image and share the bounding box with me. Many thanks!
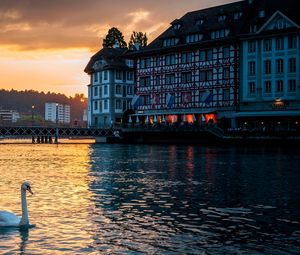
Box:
[238,0,300,131]
[84,47,134,127]
[127,1,248,127]
[45,102,70,124]
[0,109,20,123]
[126,0,300,130]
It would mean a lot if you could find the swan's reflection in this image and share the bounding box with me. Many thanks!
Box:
[19,228,29,254]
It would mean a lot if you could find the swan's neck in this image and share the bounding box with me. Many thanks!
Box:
[19,189,29,226]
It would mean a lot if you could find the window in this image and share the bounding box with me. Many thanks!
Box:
[93,72,98,83]
[140,76,151,86]
[264,39,272,52]
[173,23,181,30]
[104,100,108,110]
[155,57,160,66]
[276,59,284,73]
[116,100,121,109]
[155,75,161,85]
[196,18,205,25]
[218,15,226,22]
[126,59,134,67]
[206,49,213,61]
[223,47,230,58]
[289,58,296,73]
[223,67,230,79]
[104,70,108,80]
[104,85,108,95]
[276,80,284,92]
[288,35,297,49]
[116,70,122,80]
[181,72,192,83]
[234,12,242,20]
[140,58,151,68]
[165,74,175,84]
[127,71,134,81]
[276,37,284,50]
[94,86,98,97]
[165,54,175,65]
[264,81,272,93]
[163,38,179,47]
[127,86,133,95]
[186,34,203,43]
[116,85,122,94]
[249,82,256,95]
[264,60,272,74]
[248,61,256,76]
[94,101,98,110]
[181,52,192,64]
[288,80,296,92]
[223,89,230,101]
[248,41,256,53]
[211,29,229,39]
[200,69,213,82]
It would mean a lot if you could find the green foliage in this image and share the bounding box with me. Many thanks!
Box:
[128,31,148,49]
[102,27,127,48]
[0,89,87,122]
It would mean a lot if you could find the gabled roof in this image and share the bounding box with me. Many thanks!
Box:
[128,1,247,55]
[239,0,300,35]
[84,47,130,74]
[126,0,300,57]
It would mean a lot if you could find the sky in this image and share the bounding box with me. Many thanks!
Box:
[0,0,238,97]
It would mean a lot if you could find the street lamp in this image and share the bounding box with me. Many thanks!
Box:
[31,104,35,125]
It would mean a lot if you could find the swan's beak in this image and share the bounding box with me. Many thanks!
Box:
[27,186,33,195]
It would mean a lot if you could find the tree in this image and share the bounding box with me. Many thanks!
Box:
[128,31,148,49]
[102,27,127,48]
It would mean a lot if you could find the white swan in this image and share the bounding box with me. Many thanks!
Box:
[0,182,33,227]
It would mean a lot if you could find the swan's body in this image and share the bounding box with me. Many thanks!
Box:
[0,182,33,227]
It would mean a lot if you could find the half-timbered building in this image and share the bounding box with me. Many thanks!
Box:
[127,1,249,127]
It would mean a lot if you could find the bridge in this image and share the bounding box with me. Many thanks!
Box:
[0,126,121,143]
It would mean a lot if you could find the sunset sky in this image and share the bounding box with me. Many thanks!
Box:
[0,0,238,97]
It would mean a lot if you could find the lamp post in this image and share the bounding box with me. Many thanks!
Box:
[31,104,35,126]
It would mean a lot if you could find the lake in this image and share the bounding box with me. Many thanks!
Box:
[0,143,299,254]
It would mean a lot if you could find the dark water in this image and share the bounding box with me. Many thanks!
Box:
[0,144,300,254]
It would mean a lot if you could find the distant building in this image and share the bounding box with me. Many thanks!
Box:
[45,102,70,124]
[84,46,135,127]
[0,109,20,123]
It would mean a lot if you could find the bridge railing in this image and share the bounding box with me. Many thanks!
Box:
[0,126,121,138]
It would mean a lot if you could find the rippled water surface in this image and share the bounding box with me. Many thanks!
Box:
[0,144,299,254]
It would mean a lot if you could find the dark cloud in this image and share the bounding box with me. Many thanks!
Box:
[0,0,238,51]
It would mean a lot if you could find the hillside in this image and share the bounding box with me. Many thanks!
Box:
[0,89,87,122]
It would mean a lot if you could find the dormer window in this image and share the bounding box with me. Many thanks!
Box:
[186,33,203,44]
[196,18,205,26]
[234,12,243,20]
[274,18,286,30]
[211,29,230,39]
[171,19,182,31]
[173,23,181,30]
[163,38,179,47]
[259,10,265,18]
[218,15,226,22]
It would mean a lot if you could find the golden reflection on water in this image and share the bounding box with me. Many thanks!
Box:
[0,143,97,255]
